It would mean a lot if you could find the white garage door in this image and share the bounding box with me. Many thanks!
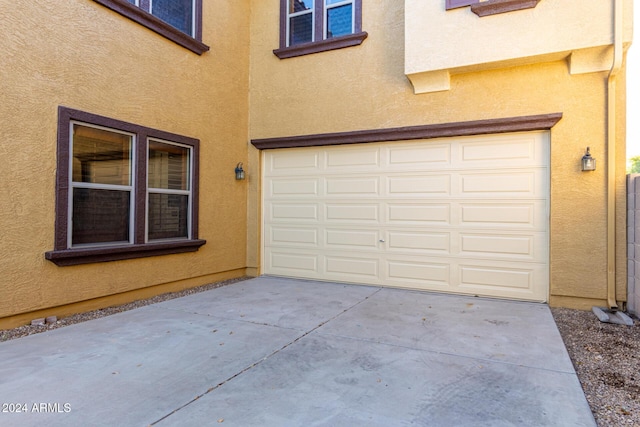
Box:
[262,131,549,301]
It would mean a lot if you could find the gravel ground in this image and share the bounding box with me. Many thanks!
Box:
[1,280,638,427]
[551,307,640,427]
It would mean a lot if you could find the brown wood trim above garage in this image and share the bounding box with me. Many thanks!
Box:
[251,113,562,150]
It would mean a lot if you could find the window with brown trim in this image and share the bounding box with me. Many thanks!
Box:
[46,107,205,266]
[446,0,542,16]
[446,0,478,10]
[273,0,367,59]
[92,0,209,55]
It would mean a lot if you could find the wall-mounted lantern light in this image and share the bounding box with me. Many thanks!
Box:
[581,147,596,171]
[235,162,245,180]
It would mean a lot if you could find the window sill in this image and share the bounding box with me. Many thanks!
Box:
[471,0,541,17]
[445,0,478,10]
[45,239,206,266]
[92,0,209,55]
[273,32,368,59]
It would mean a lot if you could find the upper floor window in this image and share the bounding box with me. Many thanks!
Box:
[126,0,195,36]
[274,0,367,59]
[46,107,205,266]
[92,0,209,55]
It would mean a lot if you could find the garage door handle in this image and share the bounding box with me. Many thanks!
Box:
[379,239,385,242]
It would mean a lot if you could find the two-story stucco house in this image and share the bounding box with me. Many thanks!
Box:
[0,0,634,328]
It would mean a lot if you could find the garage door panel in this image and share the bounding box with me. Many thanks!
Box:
[457,260,548,300]
[269,150,320,173]
[459,232,545,261]
[460,202,544,229]
[269,226,319,247]
[459,170,543,197]
[326,204,379,222]
[326,229,380,250]
[388,175,451,196]
[270,203,319,222]
[263,131,549,302]
[387,231,451,254]
[387,144,451,167]
[459,135,539,165]
[325,256,379,278]
[326,147,380,168]
[387,260,450,285]
[270,179,319,197]
[388,204,451,224]
[460,265,532,290]
[269,251,320,274]
[326,177,379,195]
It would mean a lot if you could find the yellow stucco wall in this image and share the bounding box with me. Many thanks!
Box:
[0,0,250,327]
[404,0,633,93]
[248,1,629,309]
[0,0,631,327]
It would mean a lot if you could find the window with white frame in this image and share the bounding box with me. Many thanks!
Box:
[146,140,192,241]
[274,0,366,59]
[125,0,196,37]
[324,0,356,39]
[46,107,205,266]
[70,124,135,246]
[92,0,208,55]
[287,0,355,45]
[288,0,314,45]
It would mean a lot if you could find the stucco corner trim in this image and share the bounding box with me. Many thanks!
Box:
[406,70,451,94]
[45,239,207,266]
[92,0,209,55]
[471,0,541,17]
[568,46,615,75]
[251,113,563,150]
[273,32,368,59]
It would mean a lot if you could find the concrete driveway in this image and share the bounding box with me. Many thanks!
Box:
[0,276,595,426]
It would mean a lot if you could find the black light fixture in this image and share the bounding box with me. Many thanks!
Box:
[235,162,245,180]
[581,147,596,171]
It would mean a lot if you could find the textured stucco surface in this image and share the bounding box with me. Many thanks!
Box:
[404,0,633,79]
[0,0,630,324]
[0,0,250,324]
[247,1,628,308]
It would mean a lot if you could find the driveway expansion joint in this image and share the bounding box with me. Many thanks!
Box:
[150,286,383,425]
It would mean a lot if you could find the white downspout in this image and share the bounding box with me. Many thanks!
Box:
[607,0,623,310]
